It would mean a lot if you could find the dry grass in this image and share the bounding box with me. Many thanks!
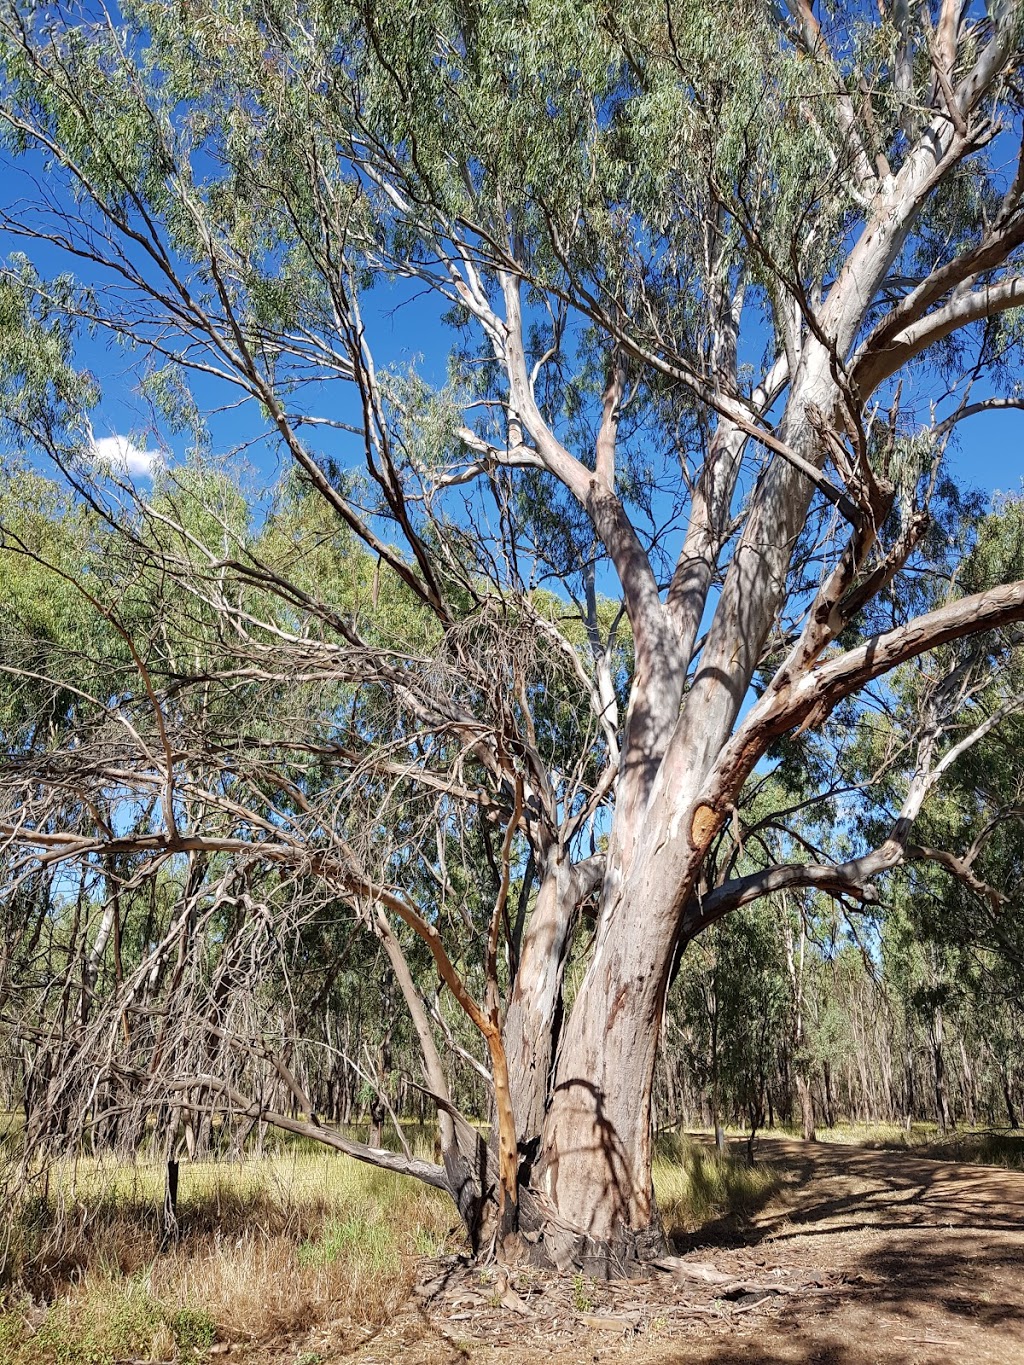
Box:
[922,1128,1024,1168]
[811,1120,938,1148]
[0,1146,455,1364]
[1,1124,922,1362]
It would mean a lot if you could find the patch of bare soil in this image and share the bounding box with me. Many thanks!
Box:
[253,1137,1024,1365]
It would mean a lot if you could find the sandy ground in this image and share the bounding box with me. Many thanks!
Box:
[252,1136,1024,1365]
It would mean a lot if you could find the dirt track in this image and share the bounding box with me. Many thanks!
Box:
[290,1137,1024,1365]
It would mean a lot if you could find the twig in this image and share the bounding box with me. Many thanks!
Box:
[893,1336,961,1348]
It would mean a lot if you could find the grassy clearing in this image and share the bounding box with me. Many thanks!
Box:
[11,1123,960,1362]
[0,1127,786,1362]
[0,1147,455,1364]
[811,1122,1024,1168]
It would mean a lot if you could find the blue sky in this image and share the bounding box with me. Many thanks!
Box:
[946,407,1021,503]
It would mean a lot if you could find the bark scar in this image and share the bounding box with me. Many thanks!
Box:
[690,803,718,849]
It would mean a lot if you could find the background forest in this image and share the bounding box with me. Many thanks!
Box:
[1,467,1022,1161]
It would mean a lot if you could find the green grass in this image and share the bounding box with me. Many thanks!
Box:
[0,1281,219,1365]
[653,1131,782,1236]
[297,1213,400,1271]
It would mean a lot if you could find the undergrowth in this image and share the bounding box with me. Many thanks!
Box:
[0,1148,453,1364]
[923,1129,1024,1169]
[653,1132,782,1237]
[7,1120,1009,1362]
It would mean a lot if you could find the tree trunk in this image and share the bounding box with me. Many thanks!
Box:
[930,1005,952,1133]
[535,942,667,1276]
[958,1036,976,1128]
[501,857,580,1158]
[822,1060,836,1129]
[661,1039,679,1131]
[369,1097,385,1150]
[785,907,815,1141]
[511,346,905,1270]
[525,358,837,1270]
[162,1160,180,1246]
[1002,1064,1020,1131]
[796,1070,817,1143]
[532,841,700,1273]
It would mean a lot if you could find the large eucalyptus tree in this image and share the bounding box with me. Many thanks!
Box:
[2,0,1024,1272]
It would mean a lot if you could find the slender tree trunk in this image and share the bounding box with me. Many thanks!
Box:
[853,1000,875,1120]
[930,1005,952,1133]
[369,1097,385,1149]
[710,975,725,1154]
[661,1039,679,1132]
[1002,1064,1020,1130]
[822,1060,836,1130]
[796,1071,817,1143]
[785,908,815,1141]
[959,1036,976,1128]
[162,1160,180,1245]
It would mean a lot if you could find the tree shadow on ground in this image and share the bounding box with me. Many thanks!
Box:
[676,1135,1024,1251]
[673,1136,1024,1365]
[393,1139,1024,1364]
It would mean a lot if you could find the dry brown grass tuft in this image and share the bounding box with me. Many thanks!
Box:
[150,1232,410,1340]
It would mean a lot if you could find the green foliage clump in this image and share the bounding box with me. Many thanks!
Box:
[9,1285,166,1365]
[297,1214,399,1272]
[167,1306,216,1363]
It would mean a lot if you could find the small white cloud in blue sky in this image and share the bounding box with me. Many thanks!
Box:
[92,434,163,479]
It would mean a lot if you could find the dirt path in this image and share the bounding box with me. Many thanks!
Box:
[287,1138,1024,1365]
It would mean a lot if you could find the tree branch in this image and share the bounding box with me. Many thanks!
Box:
[856,276,1024,396]
[166,1074,450,1190]
[733,580,1024,761]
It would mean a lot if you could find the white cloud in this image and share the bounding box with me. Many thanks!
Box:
[92,434,163,479]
